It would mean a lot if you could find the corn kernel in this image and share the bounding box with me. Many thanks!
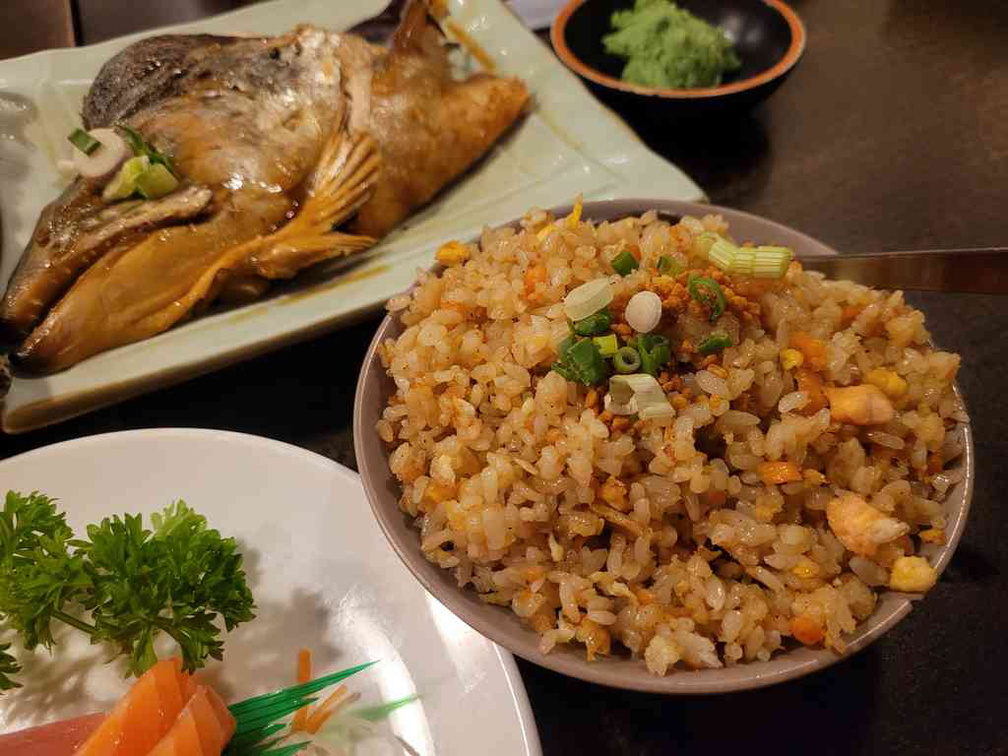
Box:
[789,332,827,370]
[635,588,655,605]
[435,240,471,266]
[424,480,457,504]
[792,556,820,579]
[780,348,804,371]
[564,195,583,228]
[889,555,937,593]
[865,367,908,399]
[536,223,555,240]
[919,528,946,544]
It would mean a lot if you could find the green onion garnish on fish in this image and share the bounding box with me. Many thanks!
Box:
[68,128,100,156]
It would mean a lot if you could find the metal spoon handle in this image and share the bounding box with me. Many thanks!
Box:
[800,247,1008,294]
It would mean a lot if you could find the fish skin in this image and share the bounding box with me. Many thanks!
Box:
[4,0,528,373]
[0,185,213,341]
[82,34,242,130]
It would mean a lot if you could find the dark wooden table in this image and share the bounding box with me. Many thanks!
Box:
[3,1,1007,754]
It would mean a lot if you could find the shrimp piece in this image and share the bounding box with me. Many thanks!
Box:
[824,384,895,425]
[826,491,909,557]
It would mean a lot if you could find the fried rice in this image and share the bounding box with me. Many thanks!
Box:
[376,203,967,674]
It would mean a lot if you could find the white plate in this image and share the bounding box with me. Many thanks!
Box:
[0,0,703,433]
[507,0,567,28]
[0,429,542,755]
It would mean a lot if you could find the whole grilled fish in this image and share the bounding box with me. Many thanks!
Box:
[0,0,527,373]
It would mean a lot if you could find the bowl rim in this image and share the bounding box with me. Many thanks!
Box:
[550,0,807,99]
[354,198,974,694]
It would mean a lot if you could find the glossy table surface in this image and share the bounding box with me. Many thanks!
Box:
[2,1,1006,753]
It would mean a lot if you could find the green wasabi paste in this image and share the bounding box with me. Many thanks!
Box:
[603,0,741,89]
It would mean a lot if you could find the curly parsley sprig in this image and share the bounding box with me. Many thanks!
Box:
[0,491,255,691]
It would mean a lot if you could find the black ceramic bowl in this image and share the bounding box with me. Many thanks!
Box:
[551,0,805,117]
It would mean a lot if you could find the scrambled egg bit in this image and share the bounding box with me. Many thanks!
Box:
[889,556,938,593]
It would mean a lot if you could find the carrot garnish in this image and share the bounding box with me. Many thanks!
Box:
[304,684,355,734]
[758,461,803,486]
[291,648,313,731]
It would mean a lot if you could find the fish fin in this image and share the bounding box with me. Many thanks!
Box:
[157,129,380,310]
[301,129,383,233]
[248,233,375,280]
[217,275,272,304]
[245,129,380,278]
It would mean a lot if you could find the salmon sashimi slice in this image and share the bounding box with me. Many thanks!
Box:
[146,736,176,756]
[179,670,198,705]
[114,670,164,753]
[72,701,130,756]
[166,703,206,756]
[0,713,105,756]
[73,658,191,756]
[202,685,236,744]
[147,684,235,756]
[150,660,185,727]
[187,688,226,755]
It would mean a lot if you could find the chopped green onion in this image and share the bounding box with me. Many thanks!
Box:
[604,393,637,416]
[707,237,738,272]
[593,333,619,356]
[698,333,733,354]
[557,334,576,357]
[657,255,683,276]
[723,244,793,279]
[635,333,671,376]
[610,374,660,403]
[692,231,719,260]
[564,278,613,321]
[572,308,612,336]
[729,247,756,277]
[687,275,726,323]
[609,374,636,404]
[119,124,177,176]
[610,249,639,276]
[614,346,641,373]
[750,245,794,278]
[68,128,101,156]
[551,338,608,386]
[551,358,576,382]
[640,403,675,420]
[135,163,179,199]
[102,155,150,202]
[609,373,673,420]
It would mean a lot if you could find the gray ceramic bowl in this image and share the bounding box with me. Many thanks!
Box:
[354,199,974,694]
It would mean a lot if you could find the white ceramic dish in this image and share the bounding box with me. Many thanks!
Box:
[0,0,703,433]
[0,429,542,755]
